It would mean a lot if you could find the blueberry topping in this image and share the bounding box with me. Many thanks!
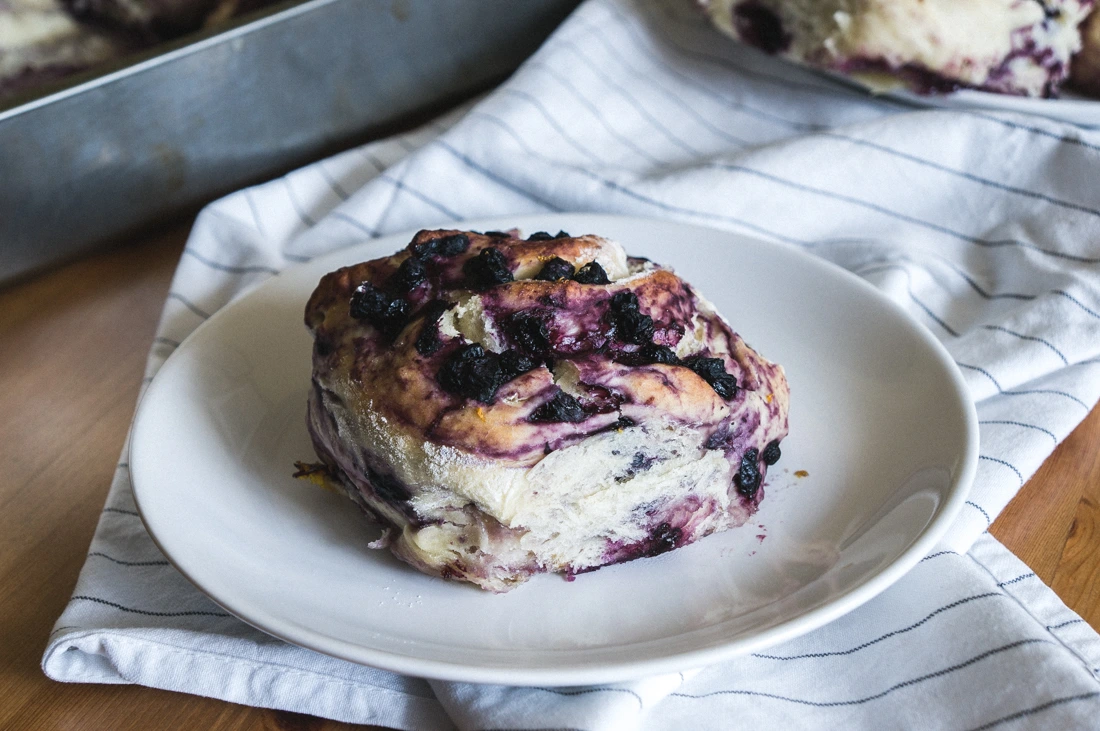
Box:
[534,257,576,282]
[682,356,738,400]
[483,230,512,239]
[704,429,728,450]
[762,440,781,465]
[438,343,503,403]
[616,343,679,366]
[528,389,586,423]
[390,255,427,293]
[505,309,552,355]
[526,230,570,241]
[463,247,514,289]
[350,281,410,338]
[735,448,761,498]
[573,261,610,285]
[644,522,682,557]
[413,233,470,258]
[499,349,539,383]
[640,343,678,364]
[414,301,451,356]
[607,291,655,345]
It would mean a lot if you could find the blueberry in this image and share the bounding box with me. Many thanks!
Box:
[617,310,654,345]
[639,343,679,364]
[762,440,782,465]
[483,230,512,239]
[573,261,610,285]
[414,301,451,356]
[499,349,538,382]
[735,448,761,498]
[607,291,654,345]
[505,310,552,355]
[349,281,410,338]
[526,230,570,241]
[413,233,470,258]
[528,389,586,423]
[438,343,503,403]
[390,255,427,293]
[463,247,514,289]
[616,343,679,367]
[644,522,682,557]
[534,257,575,282]
[683,356,738,400]
[609,291,639,312]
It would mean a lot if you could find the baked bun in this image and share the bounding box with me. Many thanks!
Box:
[304,229,790,592]
[698,0,1092,98]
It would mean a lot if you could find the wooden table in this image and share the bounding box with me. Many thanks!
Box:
[1,220,1098,730]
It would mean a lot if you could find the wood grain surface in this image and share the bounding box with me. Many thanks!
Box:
[0,220,1096,730]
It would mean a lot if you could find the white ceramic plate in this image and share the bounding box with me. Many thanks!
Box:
[130,214,977,686]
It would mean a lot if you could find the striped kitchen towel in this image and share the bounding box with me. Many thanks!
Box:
[43,0,1100,728]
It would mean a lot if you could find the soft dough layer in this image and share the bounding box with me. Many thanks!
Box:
[698,0,1094,97]
[305,229,790,592]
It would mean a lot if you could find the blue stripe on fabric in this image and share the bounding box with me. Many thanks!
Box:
[979,455,1025,486]
[71,595,231,618]
[1001,388,1089,410]
[431,138,564,211]
[283,177,318,227]
[182,247,280,275]
[498,88,606,165]
[852,263,959,336]
[998,573,1037,588]
[708,162,1100,265]
[957,363,1003,391]
[534,686,644,710]
[244,189,267,238]
[966,692,1100,731]
[921,550,959,562]
[751,592,1005,661]
[470,110,809,246]
[967,501,993,525]
[525,61,672,166]
[166,292,212,320]
[576,18,750,147]
[380,174,463,221]
[670,639,1050,707]
[982,325,1069,365]
[87,552,170,567]
[555,39,703,157]
[1054,289,1100,321]
[821,131,1100,220]
[978,420,1058,444]
[317,163,351,201]
[597,0,821,132]
[328,211,378,238]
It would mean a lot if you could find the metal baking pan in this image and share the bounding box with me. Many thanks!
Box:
[0,0,580,284]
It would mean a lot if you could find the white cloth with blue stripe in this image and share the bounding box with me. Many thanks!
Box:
[42,0,1100,727]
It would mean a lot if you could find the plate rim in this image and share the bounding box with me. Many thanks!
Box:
[131,213,979,686]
